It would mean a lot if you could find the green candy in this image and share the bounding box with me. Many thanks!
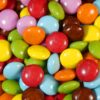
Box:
[58,81,80,94]
[24,58,46,68]
[2,80,21,95]
[48,1,65,20]
[11,40,29,59]
[64,94,72,100]
[69,41,88,51]
[8,29,22,42]
[89,41,100,59]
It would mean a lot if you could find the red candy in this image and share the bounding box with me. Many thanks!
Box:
[0,62,5,74]
[46,32,68,53]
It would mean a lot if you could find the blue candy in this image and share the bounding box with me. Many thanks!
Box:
[94,86,100,100]
[94,0,100,14]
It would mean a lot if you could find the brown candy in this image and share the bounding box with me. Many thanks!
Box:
[22,88,44,100]
[72,87,96,100]
[63,24,84,41]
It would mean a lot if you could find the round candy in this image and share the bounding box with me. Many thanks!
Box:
[12,94,22,100]
[0,9,18,31]
[76,59,99,82]
[17,16,36,35]
[0,62,5,74]
[58,81,80,94]
[28,45,50,60]
[0,0,7,10]
[22,65,44,87]
[89,41,100,59]
[0,82,4,95]
[22,88,44,100]
[54,69,76,82]
[0,40,12,62]
[72,87,96,100]
[28,0,47,19]
[37,15,59,34]
[94,0,100,14]
[48,1,65,20]
[23,26,45,45]
[77,3,98,24]
[3,62,24,80]
[94,86,100,100]
[20,0,30,6]
[40,74,59,95]
[46,32,68,53]
[60,48,83,69]
[0,93,13,100]
[94,16,100,29]
[83,25,100,41]
[2,80,21,95]
[11,40,29,59]
[60,0,82,14]
[64,94,72,100]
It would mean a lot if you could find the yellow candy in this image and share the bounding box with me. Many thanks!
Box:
[60,48,83,69]
[12,94,22,100]
[0,40,12,62]
[20,7,30,18]
[28,45,50,60]
[94,16,100,29]
[83,25,100,41]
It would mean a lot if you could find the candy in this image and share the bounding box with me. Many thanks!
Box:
[54,69,76,82]
[94,16,100,29]
[46,32,68,53]
[22,88,44,100]
[0,93,13,100]
[77,3,98,24]
[0,62,5,74]
[0,9,18,31]
[0,40,12,62]
[20,0,30,6]
[76,59,99,82]
[40,74,59,95]
[63,94,72,100]
[2,80,21,95]
[47,53,60,74]
[22,65,44,87]
[58,81,80,94]
[72,87,96,100]
[0,0,7,10]
[3,62,24,80]
[37,15,59,34]
[94,86,100,100]
[28,45,50,60]
[48,1,65,20]
[60,48,83,69]
[23,26,45,45]
[12,94,22,100]
[94,0,100,14]
[17,16,36,35]
[11,40,29,59]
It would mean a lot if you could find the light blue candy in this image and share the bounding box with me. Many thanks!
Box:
[19,78,29,91]
[37,15,59,34]
[3,62,24,79]
[94,86,100,100]
[94,0,100,14]
[84,73,100,89]
[47,53,60,74]
[40,74,59,95]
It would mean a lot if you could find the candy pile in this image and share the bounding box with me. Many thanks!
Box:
[0,0,100,100]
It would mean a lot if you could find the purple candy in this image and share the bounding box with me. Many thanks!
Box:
[17,16,36,35]
[20,0,30,6]
[0,9,18,31]
[60,0,82,14]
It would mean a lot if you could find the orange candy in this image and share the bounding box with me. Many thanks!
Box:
[77,3,98,24]
[0,93,13,100]
[0,75,6,81]
[23,26,45,45]
[54,69,76,82]
[0,0,7,10]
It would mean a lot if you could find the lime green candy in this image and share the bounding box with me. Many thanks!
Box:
[24,58,46,68]
[2,80,21,95]
[64,94,72,100]
[89,41,100,59]
[11,40,29,59]
[69,41,88,51]
[8,29,22,42]
[48,1,65,20]
[58,81,80,94]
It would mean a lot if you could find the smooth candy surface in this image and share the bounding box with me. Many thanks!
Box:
[0,93,13,100]
[20,0,30,6]
[94,16,100,29]
[0,0,7,10]
[64,94,72,100]
[94,86,100,100]
[12,94,22,100]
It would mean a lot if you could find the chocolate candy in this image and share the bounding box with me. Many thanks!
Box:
[22,88,44,100]
[72,87,96,100]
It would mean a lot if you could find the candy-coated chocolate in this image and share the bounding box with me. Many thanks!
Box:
[28,45,50,60]
[94,0,100,14]
[55,94,65,100]
[0,82,4,96]
[0,0,7,10]
[22,65,44,87]
[0,29,9,37]
[20,0,30,6]
[0,62,5,74]
[54,69,76,82]
[60,48,83,69]
[63,94,72,100]
[94,86,100,100]
[94,16,100,29]
[72,87,96,100]
[76,59,99,82]
[58,81,80,94]
[22,88,44,100]
[0,93,13,100]
[12,94,22,100]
